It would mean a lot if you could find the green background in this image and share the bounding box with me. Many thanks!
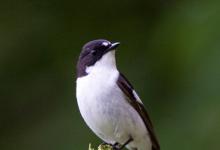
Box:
[1,0,220,149]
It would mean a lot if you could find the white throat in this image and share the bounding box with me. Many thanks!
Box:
[86,51,117,74]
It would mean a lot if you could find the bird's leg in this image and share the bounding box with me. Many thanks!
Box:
[112,142,120,150]
[100,142,120,150]
[101,137,133,150]
[118,137,133,150]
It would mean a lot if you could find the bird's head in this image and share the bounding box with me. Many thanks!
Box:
[77,39,120,77]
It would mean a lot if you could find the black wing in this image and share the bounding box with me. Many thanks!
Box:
[117,73,160,150]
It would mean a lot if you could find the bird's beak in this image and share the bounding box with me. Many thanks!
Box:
[108,42,120,51]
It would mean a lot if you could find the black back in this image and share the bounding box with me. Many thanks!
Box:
[117,73,160,150]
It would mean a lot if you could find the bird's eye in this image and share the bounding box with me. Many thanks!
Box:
[91,50,97,55]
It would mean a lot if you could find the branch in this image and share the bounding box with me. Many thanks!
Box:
[89,143,114,150]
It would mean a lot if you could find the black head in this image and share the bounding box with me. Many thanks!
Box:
[77,39,120,77]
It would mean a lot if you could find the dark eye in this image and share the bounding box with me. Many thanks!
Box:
[91,50,97,55]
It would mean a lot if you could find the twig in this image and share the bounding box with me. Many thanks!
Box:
[89,143,113,150]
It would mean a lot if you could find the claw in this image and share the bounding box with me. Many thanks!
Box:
[100,137,133,150]
[113,137,134,150]
[118,137,133,150]
[112,143,120,150]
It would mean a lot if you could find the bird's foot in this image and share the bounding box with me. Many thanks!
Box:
[100,142,120,150]
[118,137,133,150]
[112,137,134,150]
[112,142,120,150]
[100,137,133,150]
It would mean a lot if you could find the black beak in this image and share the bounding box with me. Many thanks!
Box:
[108,42,120,50]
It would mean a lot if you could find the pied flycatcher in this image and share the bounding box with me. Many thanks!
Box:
[76,39,160,150]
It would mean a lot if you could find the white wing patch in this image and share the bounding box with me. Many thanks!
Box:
[102,41,109,46]
[132,90,143,104]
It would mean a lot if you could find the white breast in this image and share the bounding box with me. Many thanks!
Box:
[76,64,120,140]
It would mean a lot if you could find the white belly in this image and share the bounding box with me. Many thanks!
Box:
[76,69,151,150]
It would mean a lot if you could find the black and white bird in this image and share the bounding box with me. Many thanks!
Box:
[76,39,160,150]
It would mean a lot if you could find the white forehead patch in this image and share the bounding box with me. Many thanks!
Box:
[102,42,109,46]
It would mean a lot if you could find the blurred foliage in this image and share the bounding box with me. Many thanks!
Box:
[0,0,220,150]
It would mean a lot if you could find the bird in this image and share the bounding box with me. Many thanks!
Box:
[76,39,160,150]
